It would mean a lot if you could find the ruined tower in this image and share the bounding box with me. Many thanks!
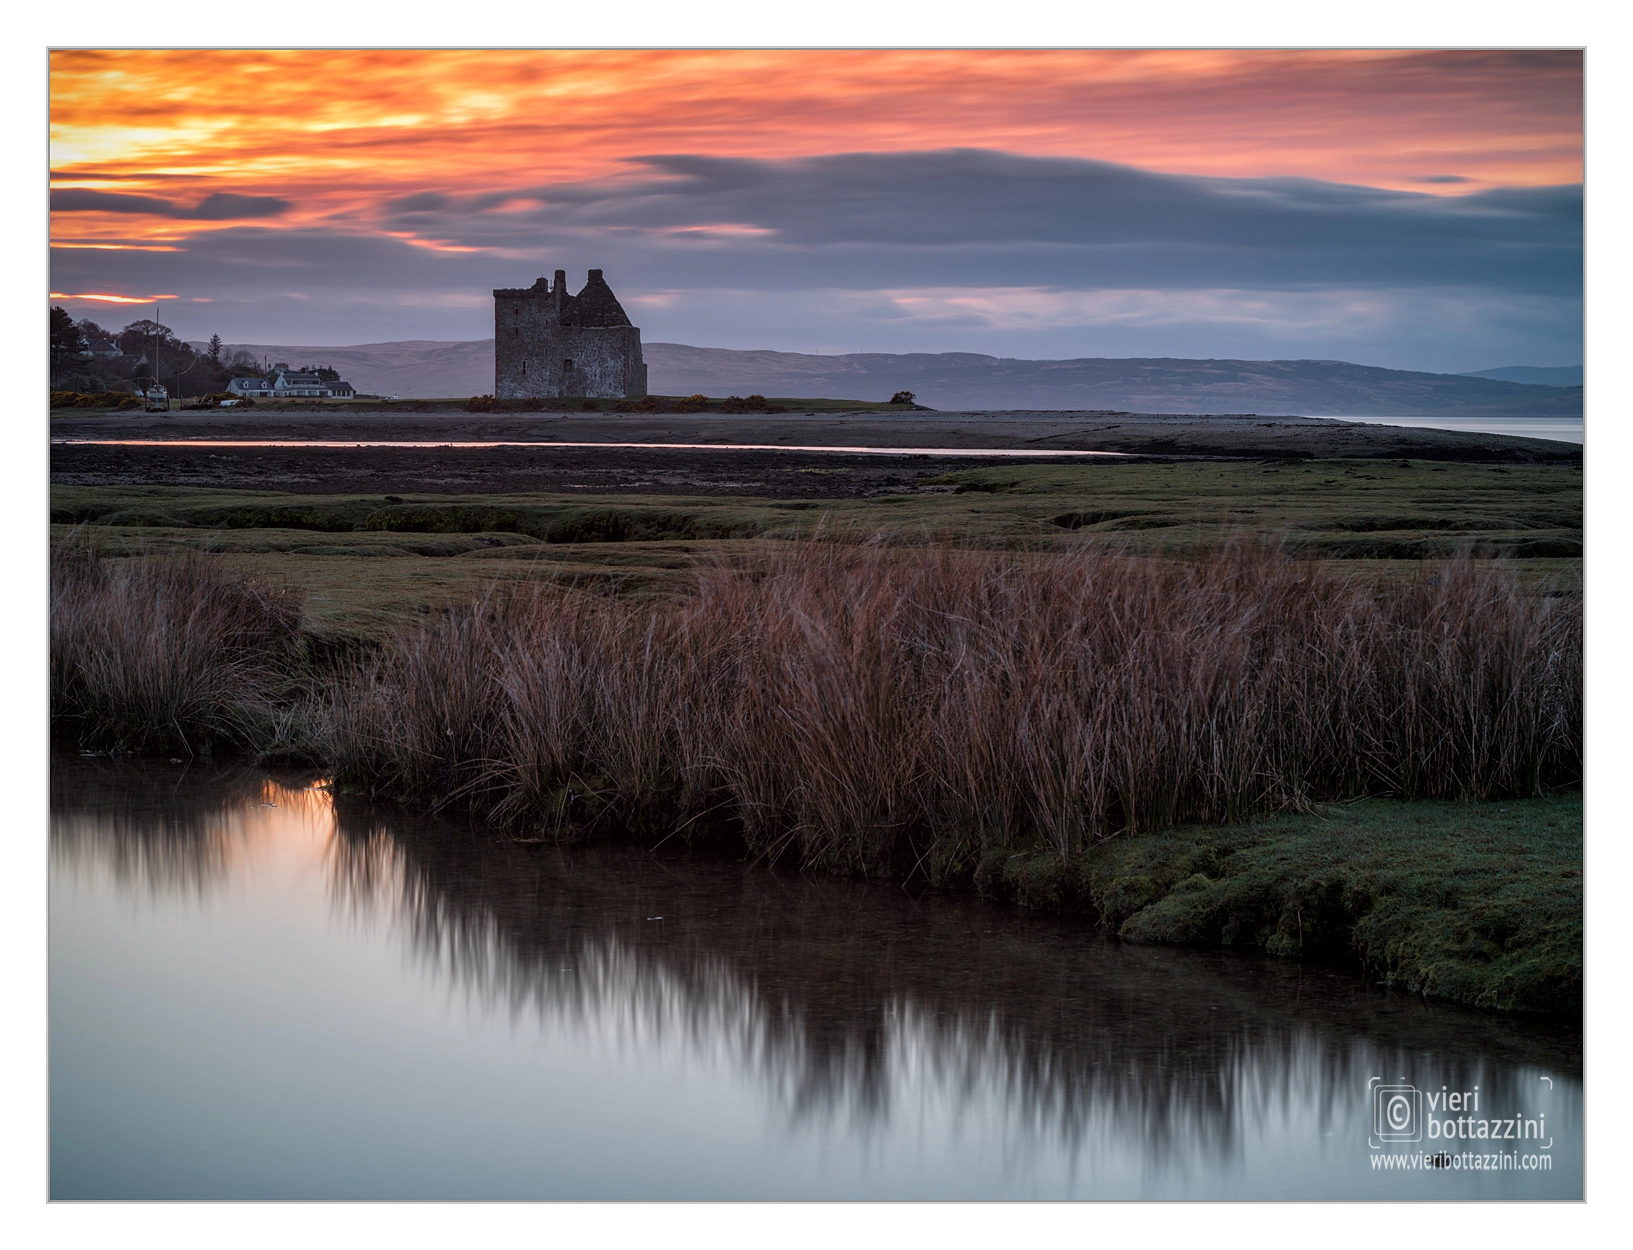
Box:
[493,269,648,399]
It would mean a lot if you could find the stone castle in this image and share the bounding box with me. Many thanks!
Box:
[492,269,647,400]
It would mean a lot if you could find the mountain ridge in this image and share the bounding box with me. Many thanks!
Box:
[204,339,1583,416]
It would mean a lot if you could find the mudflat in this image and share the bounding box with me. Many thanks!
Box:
[51,406,1583,456]
[50,408,1582,498]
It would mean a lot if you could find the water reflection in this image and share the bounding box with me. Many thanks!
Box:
[325,804,1579,1170]
[50,756,327,895]
[51,757,1582,1198]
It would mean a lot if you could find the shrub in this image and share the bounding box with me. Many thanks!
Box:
[465,394,499,412]
[51,541,308,755]
[720,394,786,414]
[890,390,916,405]
[50,390,141,410]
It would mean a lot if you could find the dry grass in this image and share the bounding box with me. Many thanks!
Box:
[317,542,1580,878]
[50,538,307,755]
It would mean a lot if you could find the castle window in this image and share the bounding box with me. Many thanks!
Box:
[563,359,574,370]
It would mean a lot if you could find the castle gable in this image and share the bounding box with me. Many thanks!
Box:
[492,268,647,400]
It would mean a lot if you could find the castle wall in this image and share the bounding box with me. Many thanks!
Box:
[493,273,647,399]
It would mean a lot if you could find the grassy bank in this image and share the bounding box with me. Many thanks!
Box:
[50,458,1581,638]
[988,796,1580,1014]
[48,538,1582,1013]
[51,460,1584,561]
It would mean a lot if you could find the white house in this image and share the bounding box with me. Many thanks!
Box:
[227,364,356,400]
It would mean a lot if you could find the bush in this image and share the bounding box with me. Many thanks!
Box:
[675,394,709,413]
[720,394,787,414]
[465,394,500,412]
[51,390,141,410]
[890,390,916,405]
[51,541,308,755]
[519,396,544,412]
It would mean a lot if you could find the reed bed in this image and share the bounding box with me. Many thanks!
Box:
[317,543,1581,879]
[50,541,307,755]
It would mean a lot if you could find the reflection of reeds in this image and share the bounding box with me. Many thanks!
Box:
[321,543,1581,876]
[50,540,306,755]
[325,802,1578,1159]
[50,757,1578,1171]
[49,756,327,894]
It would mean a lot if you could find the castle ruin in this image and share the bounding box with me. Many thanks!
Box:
[493,269,648,399]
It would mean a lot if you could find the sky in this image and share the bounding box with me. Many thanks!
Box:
[48,49,1583,371]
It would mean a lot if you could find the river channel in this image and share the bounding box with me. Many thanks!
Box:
[50,757,1582,1200]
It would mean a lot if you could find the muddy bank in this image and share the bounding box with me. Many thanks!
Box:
[51,408,1583,463]
[51,442,1013,498]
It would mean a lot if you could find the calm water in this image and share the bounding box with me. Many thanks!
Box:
[1307,416,1583,444]
[50,758,1582,1200]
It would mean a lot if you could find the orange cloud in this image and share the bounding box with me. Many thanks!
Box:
[49,49,1582,248]
[51,291,177,303]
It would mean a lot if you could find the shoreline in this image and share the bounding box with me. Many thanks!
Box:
[50,407,1585,463]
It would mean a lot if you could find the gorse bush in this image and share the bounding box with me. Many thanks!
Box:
[315,544,1580,879]
[51,542,308,755]
[50,390,141,410]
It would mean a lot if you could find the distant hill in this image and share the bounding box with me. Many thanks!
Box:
[209,339,494,400]
[1459,365,1583,387]
[210,339,1582,416]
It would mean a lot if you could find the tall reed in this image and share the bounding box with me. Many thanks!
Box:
[51,541,307,755]
[317,543,1580,879]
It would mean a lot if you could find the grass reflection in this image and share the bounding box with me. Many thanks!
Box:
[324,796,1579,1161]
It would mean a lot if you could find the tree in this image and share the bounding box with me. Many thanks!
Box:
[208,334,223,364]
[118,318,177,357]
[50,305,83,358]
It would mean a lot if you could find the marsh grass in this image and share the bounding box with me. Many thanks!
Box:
[50,537,308,755]
[317,542,1580,880]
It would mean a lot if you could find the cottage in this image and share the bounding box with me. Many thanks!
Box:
[227,364,357,400]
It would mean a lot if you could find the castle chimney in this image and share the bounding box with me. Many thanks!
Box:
[554,269,566,314]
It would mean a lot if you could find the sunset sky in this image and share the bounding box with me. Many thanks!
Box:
[48,49,1583,370]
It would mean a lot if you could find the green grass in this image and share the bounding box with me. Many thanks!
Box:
[52,458,1582,552]
[51,460,1581,638]
[986,794,1581,1014]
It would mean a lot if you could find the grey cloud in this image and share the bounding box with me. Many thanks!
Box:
[188,193,292,219]
[372,149,1579,297]
[52,189,291,219]
[386,191,453,212]
[50,150,1581,369]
